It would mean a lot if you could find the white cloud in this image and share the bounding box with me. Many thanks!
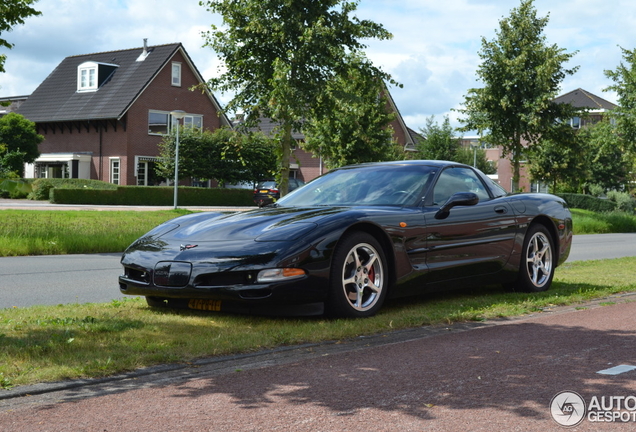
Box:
[2,0,634,130]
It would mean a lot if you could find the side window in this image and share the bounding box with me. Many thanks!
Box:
[432,167,491,205]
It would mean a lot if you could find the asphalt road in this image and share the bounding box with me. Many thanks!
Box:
[1,234,635,309]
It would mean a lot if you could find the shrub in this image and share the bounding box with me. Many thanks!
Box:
[606,190,635,214]
[51,186,255,207]
[557,193,616,212]
[28,179,54,200]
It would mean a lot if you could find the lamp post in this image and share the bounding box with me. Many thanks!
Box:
[469,141,480,168]
[170,110,186,209]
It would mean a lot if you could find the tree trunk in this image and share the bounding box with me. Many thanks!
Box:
[279,122,292,196]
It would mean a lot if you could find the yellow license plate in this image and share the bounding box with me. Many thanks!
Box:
[259,189,269,193]
[188,299,222,311]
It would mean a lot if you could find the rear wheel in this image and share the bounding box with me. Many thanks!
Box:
[514,224,555,292]
[326,232,388,318]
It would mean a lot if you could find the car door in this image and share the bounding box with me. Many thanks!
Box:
[422,166,517,283]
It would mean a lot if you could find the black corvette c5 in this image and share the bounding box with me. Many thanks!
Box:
[119,160,573,318]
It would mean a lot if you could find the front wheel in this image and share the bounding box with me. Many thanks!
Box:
[513,224,555,292]
[326,232,388,318]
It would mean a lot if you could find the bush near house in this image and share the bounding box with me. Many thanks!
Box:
[28,178,117,200]
[50,185,255,207]
[557,193,622,213]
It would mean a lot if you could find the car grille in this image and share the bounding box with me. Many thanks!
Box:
[123,267,150,284]
[193,271,258,288]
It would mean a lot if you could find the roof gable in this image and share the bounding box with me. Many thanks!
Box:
[554,88,617,111]
[16,43,229,124]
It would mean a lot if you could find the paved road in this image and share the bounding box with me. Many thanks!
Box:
[1,294,635,431]
[0,253,124,308]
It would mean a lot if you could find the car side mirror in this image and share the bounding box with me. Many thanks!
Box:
[435,192,479,219]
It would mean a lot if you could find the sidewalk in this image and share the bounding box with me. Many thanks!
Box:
[0,198,252,212]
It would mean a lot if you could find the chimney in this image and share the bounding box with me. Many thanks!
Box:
[136,38,150,62]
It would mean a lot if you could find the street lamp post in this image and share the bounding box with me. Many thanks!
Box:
[470,141,480,168]
[170,110,186,209]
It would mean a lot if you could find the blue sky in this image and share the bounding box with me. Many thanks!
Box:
[2,0,634,131]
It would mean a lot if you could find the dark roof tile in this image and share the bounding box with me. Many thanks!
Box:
[17,43,181,122]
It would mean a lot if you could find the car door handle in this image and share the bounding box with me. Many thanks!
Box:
[494,206,508,214]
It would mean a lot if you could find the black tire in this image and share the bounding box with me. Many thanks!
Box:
[513,224,555,293]
[326,232,388,318]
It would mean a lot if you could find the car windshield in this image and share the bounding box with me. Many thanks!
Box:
[277,164,437,207]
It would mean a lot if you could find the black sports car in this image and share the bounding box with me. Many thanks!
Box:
[119,160,572,318]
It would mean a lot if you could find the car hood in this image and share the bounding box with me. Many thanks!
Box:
[145,206,352,244]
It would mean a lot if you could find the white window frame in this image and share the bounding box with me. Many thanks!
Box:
[77,62,98,92]
[171,62,182,87]
[110,158,121,185]
[184,114,203,129]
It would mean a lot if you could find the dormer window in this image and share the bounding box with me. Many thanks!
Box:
[78,63,98,91]
[77,61,119,93]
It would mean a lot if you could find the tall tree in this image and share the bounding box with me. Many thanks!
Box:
[577,120,632,192]
[0,0,41,74]
[417,116,459,161]
[0,113,42,176]
[457,0,578,191]
[416,115,495,174]
[605,46,636,155]
[527,122,583,193]
[302,56,399,169]
[201,0,394,194]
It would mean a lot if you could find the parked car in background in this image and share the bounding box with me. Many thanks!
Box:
[253,178,306,207]
[119,160,573,318]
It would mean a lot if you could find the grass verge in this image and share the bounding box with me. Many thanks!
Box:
[572,209,636,234]
[0,209,191,256]
[1,257,634,389]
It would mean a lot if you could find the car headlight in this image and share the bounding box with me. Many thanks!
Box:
[257,268,306,282]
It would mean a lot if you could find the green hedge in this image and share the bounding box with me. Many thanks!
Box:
[50,186,256,207]
[557,193,617,212]
[29,178,118,200]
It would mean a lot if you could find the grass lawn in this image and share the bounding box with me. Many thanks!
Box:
[1,257,635,389]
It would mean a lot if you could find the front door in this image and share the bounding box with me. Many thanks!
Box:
[423,166,517,283]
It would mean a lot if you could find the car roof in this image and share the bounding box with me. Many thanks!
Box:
[338,160,469,170]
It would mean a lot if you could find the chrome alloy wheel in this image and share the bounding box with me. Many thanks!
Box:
[341,242,384,312]
[524,231,553,289]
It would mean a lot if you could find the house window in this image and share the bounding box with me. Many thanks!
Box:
[184,115,203,129]
[172,62,181,87]
[149,111,169,135]
[110,158,120,185]
[149,110,204,135]
[570,117,581,129]
[77,61,118,92]
[78,64,97,92]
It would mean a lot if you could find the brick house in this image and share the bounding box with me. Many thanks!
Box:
[16,41,231,185]
[248,91,421,183]
[462,88,617,192]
